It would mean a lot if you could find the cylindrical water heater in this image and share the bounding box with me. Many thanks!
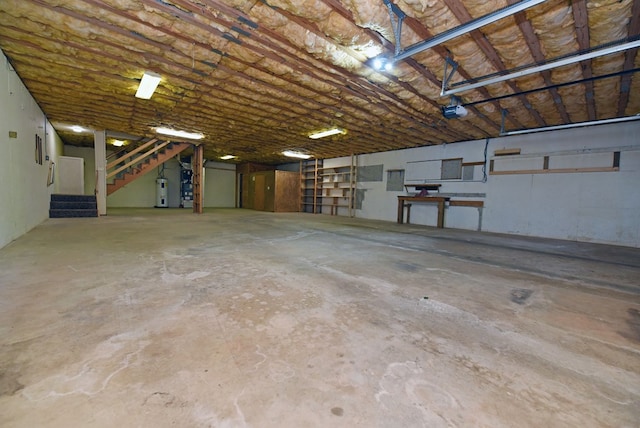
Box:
[156,178,168,208]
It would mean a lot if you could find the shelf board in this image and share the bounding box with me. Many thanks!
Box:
[318,203,351,207]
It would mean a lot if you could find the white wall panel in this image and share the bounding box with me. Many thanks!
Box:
[330,121,640,247]
[0,50,63,249]
[204,162,236,207]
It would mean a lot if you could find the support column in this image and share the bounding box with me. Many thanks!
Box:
[192,144,203,214]
[94,130,107,216]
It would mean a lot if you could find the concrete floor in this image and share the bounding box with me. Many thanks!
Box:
[0,208,639,427]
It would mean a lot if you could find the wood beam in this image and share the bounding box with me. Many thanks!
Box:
[192,144,204,214]
[446,0,546,127]
[571,0,596,121]
[617,0,640,116]
[509,0,572,123]
[400,13,523,132]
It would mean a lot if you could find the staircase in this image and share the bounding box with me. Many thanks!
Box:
[49,194,98,218]
[106,140,190,195]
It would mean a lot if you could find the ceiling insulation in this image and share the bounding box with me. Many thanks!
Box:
[0,0,638,164]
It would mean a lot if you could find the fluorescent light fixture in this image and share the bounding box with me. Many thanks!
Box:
[112,140,124,147]
[71,125,85,133]
[501,115,640,136]
[135,71,161,99]
[220,155,236,160]
[283,150,312,159]
[309,127,346,139]
[155,127,204,140]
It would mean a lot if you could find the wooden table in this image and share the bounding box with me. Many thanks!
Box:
[397,196,450,227]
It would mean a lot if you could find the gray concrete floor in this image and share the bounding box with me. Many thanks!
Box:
[1,208,639,427]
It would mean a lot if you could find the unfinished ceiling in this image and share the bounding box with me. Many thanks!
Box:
[1,0,639,164]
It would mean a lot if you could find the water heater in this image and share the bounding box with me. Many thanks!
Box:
[156,178,168,208]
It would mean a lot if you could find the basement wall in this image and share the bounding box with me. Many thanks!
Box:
[0,51,64,250]
[65,147,236,209]
[203,161,236,208]
[326,120,640,247]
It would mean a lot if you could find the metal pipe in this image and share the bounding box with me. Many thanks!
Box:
[501,115,640,136]
[444,38,640,96]
[462,67,640,107]
[394,0,546,62]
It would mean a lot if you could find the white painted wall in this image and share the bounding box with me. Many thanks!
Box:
[105,158,180,208]
[204,161,236,208]
[328,121,640,247]
[0,51,64,249]
[57,156,85,195]
[65,147,237,208]
[64,145,96,195]
[106,157,236,208]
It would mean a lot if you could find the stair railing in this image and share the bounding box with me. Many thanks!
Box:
[107,139,172,180]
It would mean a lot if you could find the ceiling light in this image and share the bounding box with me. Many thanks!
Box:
[135,71,161,99]
[283,150,312,159]
[71,125,85,133]
[220,155,236,160]
[112,140,124,147]
[155,127,204,140]
[309,128,346,139]
[372,56,394,72]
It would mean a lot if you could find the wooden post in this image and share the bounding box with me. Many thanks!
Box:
[192,144,203,214]
[93,130,107,216]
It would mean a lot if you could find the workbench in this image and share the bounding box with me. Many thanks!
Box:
[397,196,450,227]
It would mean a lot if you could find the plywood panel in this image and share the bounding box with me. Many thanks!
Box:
[254,174,266,211]
[274,171,300,212]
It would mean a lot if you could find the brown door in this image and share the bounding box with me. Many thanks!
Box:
[254,174,265,211]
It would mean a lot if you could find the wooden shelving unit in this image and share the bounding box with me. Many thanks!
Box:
[300,159,322,213]
[318,155,356,217]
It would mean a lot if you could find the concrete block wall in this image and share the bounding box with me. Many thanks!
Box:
[327,121,640,247]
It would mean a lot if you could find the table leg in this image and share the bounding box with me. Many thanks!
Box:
[437,200,445,228]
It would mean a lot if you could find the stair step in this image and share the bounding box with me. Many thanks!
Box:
[50,201,97,210]
[107,142,190,196]
[49,194,98,218]
[51,194,96,203]
[49,209,98,218]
